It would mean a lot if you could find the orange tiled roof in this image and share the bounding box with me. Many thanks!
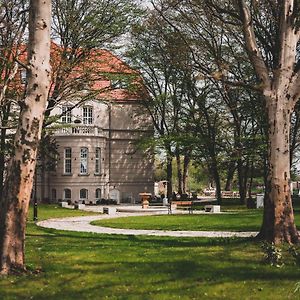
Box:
[5,42,147,101]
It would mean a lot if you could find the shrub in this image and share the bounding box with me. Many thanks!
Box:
[261,242,283,267]
[289,246,300,265]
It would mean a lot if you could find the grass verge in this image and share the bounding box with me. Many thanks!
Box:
[0,205,299,299]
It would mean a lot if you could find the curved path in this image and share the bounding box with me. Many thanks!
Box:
[37,212,258,238]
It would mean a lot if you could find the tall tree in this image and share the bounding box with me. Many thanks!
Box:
[128,12,192,199]
[236,0,300,243]
[0,0,28,199]
[0,0,51,274]
[154,0,300,244]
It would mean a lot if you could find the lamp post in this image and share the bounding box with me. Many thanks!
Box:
[33,170,38,222]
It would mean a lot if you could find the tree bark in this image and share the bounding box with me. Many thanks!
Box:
[166,152,173,200]
[224,160,236,191]
[258,102,299,244]
[237,0,300,243]
[0,0,51,274]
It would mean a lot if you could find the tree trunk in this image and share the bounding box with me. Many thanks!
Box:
[0,103,11,200]
[258,102,299,244]
[237,159,249,204]
[0,0,51,275]
[224,160,236,191]
[209,158,222,204]
[175,147,183,195]
[166,153,173,200]
[247,161,254,199]
[182,153,190,194]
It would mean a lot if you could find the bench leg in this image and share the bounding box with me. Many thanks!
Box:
[168,204,172,214]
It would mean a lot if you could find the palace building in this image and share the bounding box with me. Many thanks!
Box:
[31,45,154,204]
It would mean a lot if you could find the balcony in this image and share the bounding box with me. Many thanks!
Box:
[52,125,103,136]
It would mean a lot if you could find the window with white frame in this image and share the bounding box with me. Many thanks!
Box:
[82,106,93,124]
[95,188,101,200]
[64,148,72,174]
[64,188,71,200]
[80,147,88,174]
[95,147,101,174]
[61,105,72,123]
[80,188,88,200]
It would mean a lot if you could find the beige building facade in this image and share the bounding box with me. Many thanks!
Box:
[37,99,154,204]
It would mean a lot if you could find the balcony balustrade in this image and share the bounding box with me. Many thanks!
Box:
[52,125,103,136]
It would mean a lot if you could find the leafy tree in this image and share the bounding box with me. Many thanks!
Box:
[0,0,28,199]
[128,11,194,199]
[0,0,51,274]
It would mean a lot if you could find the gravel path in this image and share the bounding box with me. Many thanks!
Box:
[37,211,258,238]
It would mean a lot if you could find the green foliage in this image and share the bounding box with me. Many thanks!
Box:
[289,246,300,266]
[261,242,283,267]
[52,0,142,49]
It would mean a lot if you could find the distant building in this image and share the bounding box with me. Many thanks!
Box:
[21,45,154,204]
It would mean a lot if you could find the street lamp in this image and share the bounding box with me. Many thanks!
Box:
[33,170,38,222]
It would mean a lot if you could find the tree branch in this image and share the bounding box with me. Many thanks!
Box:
[237,0,270,89]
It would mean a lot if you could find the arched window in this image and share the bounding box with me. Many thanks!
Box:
[80,189,88,200]
[95,188,101,200]
[64,188,71,200]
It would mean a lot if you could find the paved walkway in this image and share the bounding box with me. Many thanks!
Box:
[37,209,258,238]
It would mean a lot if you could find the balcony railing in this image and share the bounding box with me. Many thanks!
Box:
[52,125,103,136]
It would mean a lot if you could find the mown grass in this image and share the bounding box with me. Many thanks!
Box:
[92,205,300,232]
[0,204,299,299]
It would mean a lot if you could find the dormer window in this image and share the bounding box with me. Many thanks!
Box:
[83,106,93,125]
[20,69,27,84]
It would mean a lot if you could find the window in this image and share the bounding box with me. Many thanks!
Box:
[64,148,72,174]
[80,147,88,174]
[61,106,72,123]
[80,188,88,200]
[95,147,101,174]
[64,188,71,200]
[20,69,27,84]
[95,188,101,200]
[83,106,93,124]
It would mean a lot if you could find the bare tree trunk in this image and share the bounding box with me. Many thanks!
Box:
[258,104,299,244]
[0,0,51,274]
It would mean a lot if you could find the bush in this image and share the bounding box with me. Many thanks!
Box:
[289,246,300,265]
[261,242,283,267]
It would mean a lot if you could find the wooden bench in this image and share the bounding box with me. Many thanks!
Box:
[169,201,194,214]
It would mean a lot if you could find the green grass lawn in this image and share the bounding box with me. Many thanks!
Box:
[0,204,299,299]
[92,200,300,232]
